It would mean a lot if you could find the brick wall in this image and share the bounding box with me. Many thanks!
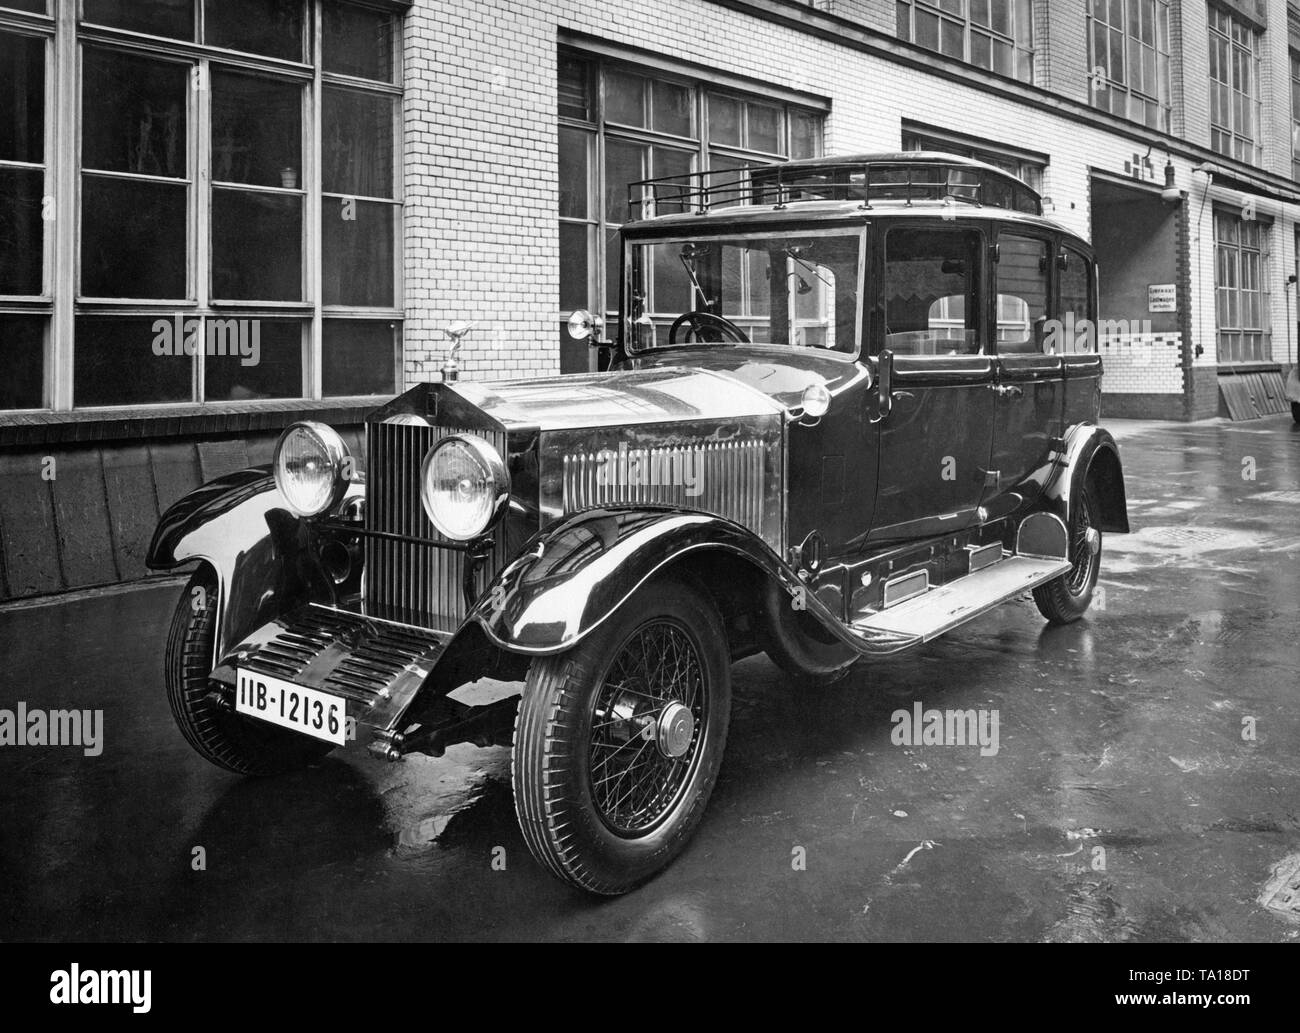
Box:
[398,0,1300,408]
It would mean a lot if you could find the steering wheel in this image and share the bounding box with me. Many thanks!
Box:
[668,311,750,345]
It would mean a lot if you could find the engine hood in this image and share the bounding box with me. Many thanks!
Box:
[446,367,783,432]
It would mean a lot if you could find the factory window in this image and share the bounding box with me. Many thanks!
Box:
[895,0,1034,82]
[0,0,403,413]
[1208,5,1262,165]
[557,47,827,372]
[1290,51,1300,180]
[1214,210,1270,364]
[901,125,1044,195]
[1087,0,1171,132]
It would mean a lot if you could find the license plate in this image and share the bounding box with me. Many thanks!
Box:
[235,670,347,746]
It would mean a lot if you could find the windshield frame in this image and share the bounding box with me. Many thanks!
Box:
[621,224,868,362]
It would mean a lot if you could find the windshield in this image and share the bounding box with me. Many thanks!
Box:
[626,230,862,355]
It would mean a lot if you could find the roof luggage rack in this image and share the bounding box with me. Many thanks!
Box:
[629,153,1042,220]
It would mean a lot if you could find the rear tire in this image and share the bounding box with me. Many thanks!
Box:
[1292,401,1300,425]
[1032,487,1102,625]
[165,567,334,776]
[511,576,731,895]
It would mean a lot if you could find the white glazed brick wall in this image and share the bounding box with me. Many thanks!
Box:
[402,0,1300,390]
[1098,333,1184,394]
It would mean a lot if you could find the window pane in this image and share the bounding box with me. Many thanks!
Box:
[75,316,191,406]
[322,319,398,395]
[747,103,780,153]
[0,31,43,164]
[212,71,301,188]
[997,235,1049,349]
[323,0,395,82]
[82,48,187,177]
[82,176,187,298]
[205,317,302,401]
[605,69,646,127]
[212,188,302,301]
[604,137,645,222]
[558,126,588,219]
[557,52,593,122]
[82,0,194,40]
[708,94,741,147]
[940,18,963,58]
[559,221,589,310]
[322,197,394,306]
[652,146,693,215]
[205,0,304,62]
[322,87,395,198]
[604,227,620,315]
[0,313,43,409]
[651,79,692,137]
[0,166,43,294]
[790,110,821,159]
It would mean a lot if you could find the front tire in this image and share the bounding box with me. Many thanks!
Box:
[1032,486,1102,625]
[165,567,334,776]
[511,576,731,895]
[1292,401,1300,425]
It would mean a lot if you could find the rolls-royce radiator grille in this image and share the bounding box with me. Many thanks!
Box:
[364,422,510,631]
[560,439,779,547]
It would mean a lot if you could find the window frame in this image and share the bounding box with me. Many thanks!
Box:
[1207,4,1262,166]
[0,6,55,410]
[0,0,404,414]
[1212,206,1270,365]
[895,0,1034,83]
[556,46,827,371]
[1086,0,1172,132]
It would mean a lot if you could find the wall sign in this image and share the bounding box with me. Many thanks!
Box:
[1148,284,1177,313]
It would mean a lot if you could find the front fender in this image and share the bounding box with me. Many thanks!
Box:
[1044,424,1130,534]
[470,508,805,655]
[147,468,361,660]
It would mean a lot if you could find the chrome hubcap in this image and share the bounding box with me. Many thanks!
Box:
[656,702,695,759]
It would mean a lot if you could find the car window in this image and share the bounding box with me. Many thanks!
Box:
[628,231,861,354]
[1057,245,1094,353]
[882,226,982,355]
[996,234,1050,354]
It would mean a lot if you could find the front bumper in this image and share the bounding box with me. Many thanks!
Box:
[211,604,452,756]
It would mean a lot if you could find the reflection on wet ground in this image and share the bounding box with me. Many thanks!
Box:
[1,416,1299,941]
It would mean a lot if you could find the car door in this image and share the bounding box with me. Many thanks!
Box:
[981,228,1064,522]
[866,221,996,545]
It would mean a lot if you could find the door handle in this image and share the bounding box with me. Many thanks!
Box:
[993,384,1023,398]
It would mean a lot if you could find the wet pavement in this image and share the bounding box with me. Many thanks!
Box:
[2,415,1299,942]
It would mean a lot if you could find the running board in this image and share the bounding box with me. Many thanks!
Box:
[850,555,1072,644]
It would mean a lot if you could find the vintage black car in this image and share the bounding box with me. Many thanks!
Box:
[148,153,1130,895]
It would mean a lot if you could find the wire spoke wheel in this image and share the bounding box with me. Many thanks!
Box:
[512,576,731,894]
[588,619,707,835]
[1066,492,1098,595]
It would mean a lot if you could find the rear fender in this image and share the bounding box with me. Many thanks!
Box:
[1043,424,1130,534]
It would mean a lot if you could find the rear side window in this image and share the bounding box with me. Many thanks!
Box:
[995,234,1050,353]
[881,226,983,355]
[1056,245,1095,353]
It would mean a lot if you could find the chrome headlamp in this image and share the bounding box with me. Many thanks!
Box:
[420,434,510,541]
[273,421,351,518]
